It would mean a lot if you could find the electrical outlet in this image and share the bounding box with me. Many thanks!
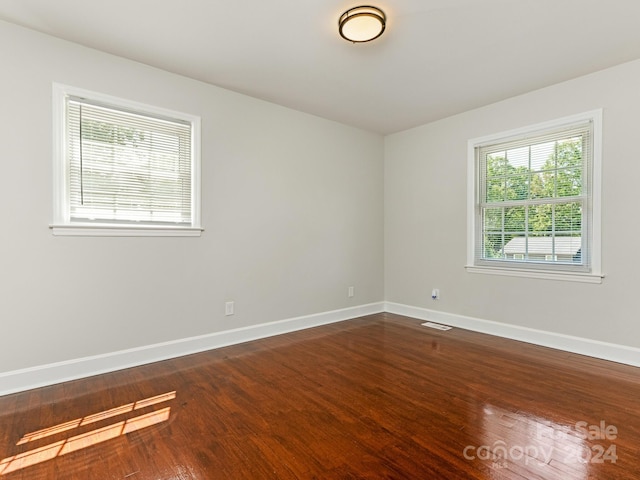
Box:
[348,286,355,298]
[431,289,440,300]
[225,301,235,316]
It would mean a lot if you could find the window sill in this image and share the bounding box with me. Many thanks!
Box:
[50,224,204,237]
[465,265,603,284]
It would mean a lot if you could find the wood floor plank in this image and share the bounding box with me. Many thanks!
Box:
[0,312,639,479]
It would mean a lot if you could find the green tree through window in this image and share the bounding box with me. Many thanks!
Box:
[481,137,583,262]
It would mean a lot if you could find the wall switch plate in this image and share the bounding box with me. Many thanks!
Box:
[225,301,235,316]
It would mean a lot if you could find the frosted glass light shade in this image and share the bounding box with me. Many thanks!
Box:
[339,6,386,43]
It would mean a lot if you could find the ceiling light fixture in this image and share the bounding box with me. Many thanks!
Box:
[339,6,386,43]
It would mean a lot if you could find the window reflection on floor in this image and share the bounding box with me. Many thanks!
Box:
[0,391,175,476]
[466,403,592,478]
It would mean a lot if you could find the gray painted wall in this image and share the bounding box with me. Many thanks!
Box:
[385,59,640,349]
[0,21,384,373]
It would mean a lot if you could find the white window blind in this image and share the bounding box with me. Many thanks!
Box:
[52,84,202,236]
[67,98,192,225]
[467,110,602,281]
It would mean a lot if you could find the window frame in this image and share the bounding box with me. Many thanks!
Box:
[51,83,202,237]
[466,110,603,283]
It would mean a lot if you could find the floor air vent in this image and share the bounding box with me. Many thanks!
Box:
[421,321,452,331]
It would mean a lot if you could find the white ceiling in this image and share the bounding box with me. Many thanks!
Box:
[1,0,640,134]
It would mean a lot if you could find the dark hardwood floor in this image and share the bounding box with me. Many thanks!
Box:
[1,312,639,479]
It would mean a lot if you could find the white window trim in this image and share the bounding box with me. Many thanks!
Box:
[51,83,203,237]
[466,110,603,283]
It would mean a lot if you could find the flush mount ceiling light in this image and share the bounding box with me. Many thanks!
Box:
[339,6,386,43]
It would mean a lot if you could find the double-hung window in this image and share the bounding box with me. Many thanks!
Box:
[52,84,202,236]
[467,111,602,283]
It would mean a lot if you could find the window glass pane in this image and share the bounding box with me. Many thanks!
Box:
[483,207,503,231]
[555,202,582,233]
[506,146,529,169]
[529,171,546,199]
[486,178,506,202]
[503,234,526,260]
[526,234,553,262]
[556,138,583,169]
[538,170,556,198]
[483,234,505,259]
[504,206,525,232]
[486,152,506,176]
[530,141,555,171]
[528,204,553,233]
[556,168,581,197]
[505,174,528,200]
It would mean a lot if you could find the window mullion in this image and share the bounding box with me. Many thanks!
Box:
[481,195,585,209]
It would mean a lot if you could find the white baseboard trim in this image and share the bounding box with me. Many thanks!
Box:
[0,302,385,397]
[3,301,638,397]
[385,302,640,368]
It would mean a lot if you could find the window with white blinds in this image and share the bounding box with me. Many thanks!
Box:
[467,111,602,282]
[52,84,201,236]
